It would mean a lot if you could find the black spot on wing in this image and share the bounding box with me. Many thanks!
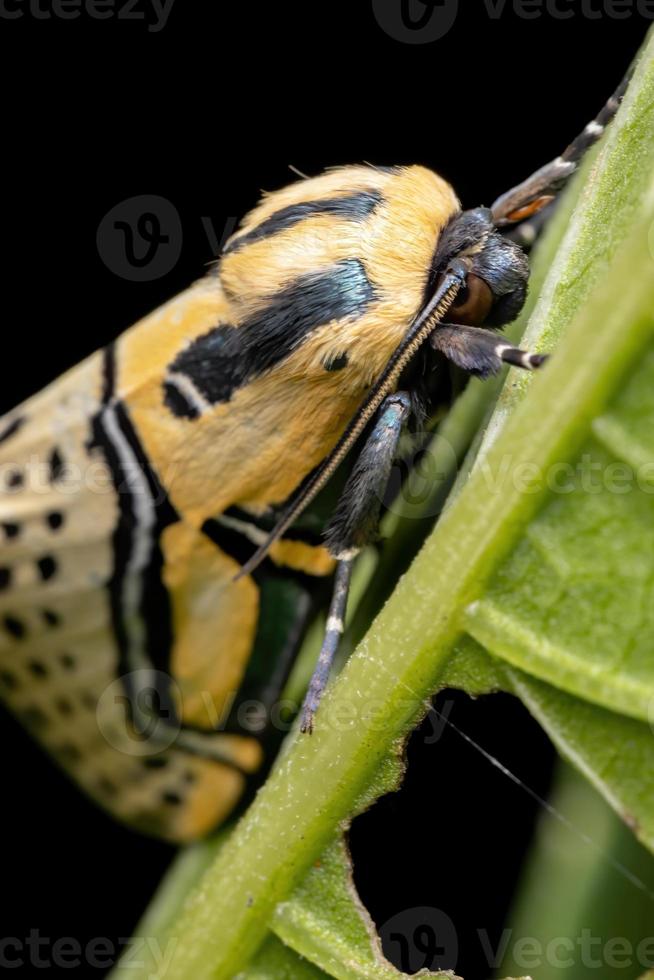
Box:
[167,259,375,408]
[97,777,118,798]
[56,696,74,717]
[3,614,26,639]
[48,448,66,483]
[0,670,18,690]
[42,608,60,627]
[0,417,25,445]
[161,789,183,806]
[223,190,383,254]
[6,469,24,490]
[37,556,57,582]
[21,706,48,730]
[46,511,65,531]
[57,743,82,764]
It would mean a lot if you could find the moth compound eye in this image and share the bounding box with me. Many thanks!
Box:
[449,274,494,327]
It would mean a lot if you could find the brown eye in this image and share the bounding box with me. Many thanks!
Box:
[449,274,494,326]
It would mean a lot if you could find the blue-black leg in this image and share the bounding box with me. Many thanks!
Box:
[300,392,412,733]
[300,558,354,734]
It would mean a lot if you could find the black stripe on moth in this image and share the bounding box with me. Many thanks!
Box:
[223,190,383,255]
[91,345,179,720]
[100,341,116,403]
[223,505,325,548]
[165,258,376,415]
[163,380,200,421]
[201,518,319,589]
[0,417,25,445]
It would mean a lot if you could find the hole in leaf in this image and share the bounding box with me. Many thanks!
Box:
[349,688,556,976]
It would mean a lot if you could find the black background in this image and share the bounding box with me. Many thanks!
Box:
[0,3,649,976]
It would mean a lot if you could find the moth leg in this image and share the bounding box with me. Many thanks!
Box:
[431,323,548,379]
[300,559,354,734]
[300,392,412,733]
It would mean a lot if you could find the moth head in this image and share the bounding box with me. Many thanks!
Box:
[429,207,530,328]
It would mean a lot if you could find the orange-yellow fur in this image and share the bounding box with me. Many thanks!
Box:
[120,166,459,521]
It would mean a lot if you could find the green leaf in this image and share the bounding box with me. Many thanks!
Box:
[505,667,654,854]
[238,934,331,980]
[464,342,654,722]
[461,34,654,722]
[272,837,454,979]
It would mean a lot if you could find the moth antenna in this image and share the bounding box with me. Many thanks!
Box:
[491,71,630,227]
